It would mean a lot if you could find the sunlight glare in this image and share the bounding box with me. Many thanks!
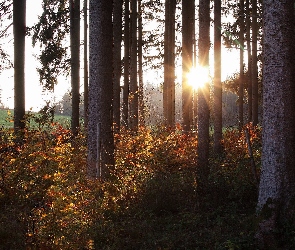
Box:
[187,66,210,89]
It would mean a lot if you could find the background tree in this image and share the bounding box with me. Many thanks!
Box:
[163,0,176,127]
[31,0,69,91]
[213,0,222,154]
[138,0,144,127]
[197,0,210,197]
[129,0,138,131]
[13,0,26,131]
[122,0,130,128]
[70,0,80,135]
[88,0,114,179]
[0,2,13,74]
[182,0,194,132]
[256,1,295,247]
[113,0,123,132]
[83,0,89,128]
[251,0,258,126]
[245,0,252,122]
[238,0,244,130]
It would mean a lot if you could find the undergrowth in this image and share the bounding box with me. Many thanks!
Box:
[0,117,264,249]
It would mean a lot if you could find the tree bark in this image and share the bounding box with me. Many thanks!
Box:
[163,0,176,127]
[13,0,26,132]
[251,0,258,126]
[238,0,244,130]
[113,0,123,132]
[197,0,210,197]
[213,0,222,154]
[138,0,144,127]
[122,0,130,128]
[88,0,114,179]
[83,0,89,130]
[129,0,138,131]
[182,0,194,132]
[256,1,295,247]
[245,0,252,123]
[70,0,80,136]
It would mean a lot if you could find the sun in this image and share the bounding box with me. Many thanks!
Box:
[187,66,210,89]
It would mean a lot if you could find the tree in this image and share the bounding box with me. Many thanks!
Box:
[129,0,138,131]
[197,0,210,196]
[138,0,144,127]
[113,0,123,132]
[256,1,295,247]
[245,0,252,123]
[238,0,244,130]
[31,0,69,91]
[122,0,130,128]
[83,0,89,128]
[182,0,194,132]
[13,0,26,131]
[163,0,176,127]
[213,0,222,154]
[70,0,80,135]
[251,0,258,126]
[88,0,114,179]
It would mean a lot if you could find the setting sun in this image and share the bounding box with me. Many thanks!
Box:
[187,66,210,89]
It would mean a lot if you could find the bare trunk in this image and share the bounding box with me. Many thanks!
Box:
[13,0,26,132]
[197,0,210,197]
[70,0,81,135]
[252,0,258,126]
[213,0,222,154]
[122,0,130,128]
[257,1,295,247]
[88,0,114,179]
[238,0,244,130]
[113,0,123,132]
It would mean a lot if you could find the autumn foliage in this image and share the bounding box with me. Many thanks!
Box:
[0,120,263,249]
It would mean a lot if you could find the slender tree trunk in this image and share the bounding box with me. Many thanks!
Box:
[13,0,26,132]
[164,0,176,127]
[256,1,295,247]
[138,0,144,127]
[84,0,89,130]
[122,0,130,128]
[213,0,222,154]
[182,0,194,132]
[251,0,258,126]
[113,0,123,132]
[88,0,114,179]
[129,0,138,131]
[70,0,80,135]
[246,0,252,123]
[197,0,210,197]
[238,0,244,130]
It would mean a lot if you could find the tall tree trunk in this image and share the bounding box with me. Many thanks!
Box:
[113,0,123,132]
[251,0,258,126]
[238,0,244,130]
[213,0,222,154]
[257,1,295,247]
[182,0,194,132]
[122,0,130,128]
[13,0,26,132]
[88,0,114,179]
[84,0,89,130]
[129,0,138,131]
[197,0,210,198]
[164,0,176,127]
[70,0,80,136]
[138,0,144,127]
[246,0,252,123]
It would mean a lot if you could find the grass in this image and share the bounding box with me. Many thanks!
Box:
[0,108,71,128]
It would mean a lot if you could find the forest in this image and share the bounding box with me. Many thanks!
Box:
[0,0,295,249]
